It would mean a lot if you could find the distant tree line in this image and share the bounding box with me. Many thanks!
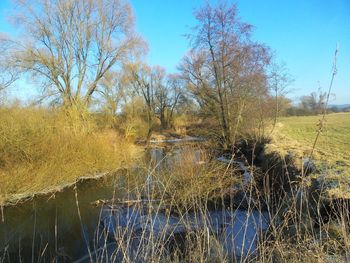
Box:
[283,90,348,116]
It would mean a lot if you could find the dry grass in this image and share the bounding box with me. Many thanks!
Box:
[86,149,254,263]
[82,148,350,263]
[153,147,241,204]
[0,106,142,204]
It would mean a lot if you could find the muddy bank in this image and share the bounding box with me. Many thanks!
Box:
[1,169,128,208]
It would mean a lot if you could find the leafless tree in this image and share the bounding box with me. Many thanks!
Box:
[165,74,185,128]
[152,73,185,129]
[152,66,168,128]
[98,71,125,122]
[10,0,144,109]
[300,89,327,114]
[125,63,185,136]
[180,1,271,148]
[125,63,155,139]
[269,61,293,132]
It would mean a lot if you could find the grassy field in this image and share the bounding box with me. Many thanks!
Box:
[269,112,350,197]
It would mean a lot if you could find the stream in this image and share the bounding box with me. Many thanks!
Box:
[0,139,269,262]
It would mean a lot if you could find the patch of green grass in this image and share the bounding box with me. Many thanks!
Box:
[277,113,349,166]
[268,112,350,197]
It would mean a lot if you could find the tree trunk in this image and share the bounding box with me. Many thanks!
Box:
[146,106,153,142]
[160,110,167,129]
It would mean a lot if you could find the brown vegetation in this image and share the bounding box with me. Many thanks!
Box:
[0,106,141,204]
[0,0,348,262]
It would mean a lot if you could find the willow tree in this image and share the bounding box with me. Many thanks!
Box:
[11,0,143,109]
[125,63,156,139]
[98,71,126,125]
[180,1,270,148]
[124,63,184,138]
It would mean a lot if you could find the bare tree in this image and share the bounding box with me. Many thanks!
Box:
[98,71,125,123]
[269,62,293,132]
[152,66,168,129]
[125,63,155,139]
[11,0,144,109]
[152,73,185,129]
[125,63,185,137]
[180,1,270,148]
[300,89,327,114]
[165,74,185,128]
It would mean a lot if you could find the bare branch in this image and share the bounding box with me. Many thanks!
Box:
[11,0,146,107]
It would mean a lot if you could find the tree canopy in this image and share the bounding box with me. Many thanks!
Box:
[11,0,145,107]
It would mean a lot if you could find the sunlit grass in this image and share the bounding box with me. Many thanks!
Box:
[0,106,142,205]
[268,112,350,198]
[269,112,349,166]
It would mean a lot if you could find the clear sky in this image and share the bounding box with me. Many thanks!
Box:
[1,0,349,104]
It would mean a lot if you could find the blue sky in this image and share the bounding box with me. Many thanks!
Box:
[1,0,349,104]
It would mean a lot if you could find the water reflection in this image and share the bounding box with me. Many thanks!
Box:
[0,174,124,262]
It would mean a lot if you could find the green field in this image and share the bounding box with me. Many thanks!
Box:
[269,112,350,197]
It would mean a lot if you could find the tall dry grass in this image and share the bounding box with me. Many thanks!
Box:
[0,106,141,204]
[80,148,250,263]
[82,145,350,263]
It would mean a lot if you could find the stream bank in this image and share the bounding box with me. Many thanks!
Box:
[1,136,343,262]
[0,137,271,262]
